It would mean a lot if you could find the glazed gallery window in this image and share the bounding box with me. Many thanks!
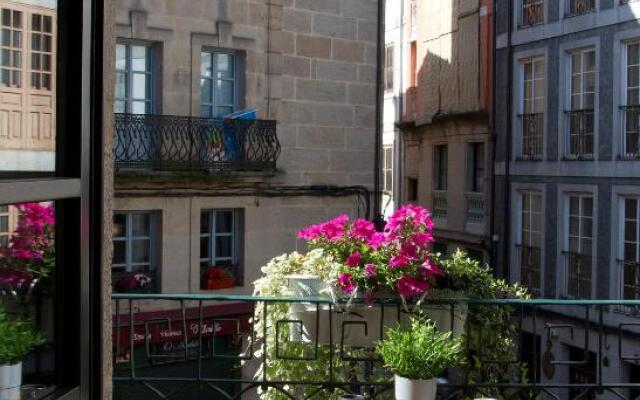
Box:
[564,194,593,299]
[433,144,448,191]
[519,57,545,159]
[566,48,595,159]
[384,45,393,92]
[383,145,393,194]
[112,212,158,293]
[1,5,56,173]
[200,209,243,289]
[622,42,640,158]
[114,42,154,114]
[621,198,640,301]
[518,191,542,296]
[200,50,237,118]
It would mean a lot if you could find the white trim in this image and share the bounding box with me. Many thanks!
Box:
[556,184,598,299]
[558,38,599,160]
[510,182,546,296]
[513,47,548,161]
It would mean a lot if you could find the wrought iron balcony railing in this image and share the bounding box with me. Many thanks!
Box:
[111,294,640,400]
[464,192,484,224]
[621,105,640,159]
[113,113,281,172]
[565,109,594,159]
[563,251,593,299]
[432,190,447,220]
[566,0,595,17]
[617,259,640,316]
[518,113,544,160]
[521,0,544,27]
[516,244,542,297]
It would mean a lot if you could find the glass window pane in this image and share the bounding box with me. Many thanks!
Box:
[625,221,637,242]
[216,53,234,79]
[113,214,127,238]
[32,14,41,31]
[2,9,10,26]
[131,213,150,237]
[0,215,7,231]
[216,106,233,117]
[626,199,638,220]
[113,240,126,265]
[132,73,148,99]
[200,78,211,104]
[216,79,234,105]
[200,211,210,234]
[215,236,232,258]
[200,237,209,261]
[629,44,640,67]
[200,105,212,118]
[115,73,126,98]
[43,16,52,33]
[114,100,126,113]
[1,29,9,46]
[131,45,148,71]
[116,44,126,70]
[200,52,211,77]
[32,33,40,51]
[12,30,20,47]
[131,239,150,263]
[216,211,233,233]
[131,100,147,114]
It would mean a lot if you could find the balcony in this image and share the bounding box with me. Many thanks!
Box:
[111,293,640,399]
[518,113,544,160]
[565,110,594,160]
[113,113,281,173]
[465,192,484,224]
[621,105,640,160]
[566,0,595,17]
[432,190,447,220]
[520,0,544,27]
[563,251,592,299]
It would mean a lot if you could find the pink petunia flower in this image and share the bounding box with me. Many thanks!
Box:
[338,273,356,294]
[389,255,410,269]
[346,251,361,267]
[364,263,377,278]
[350,219,376,241]
[396,275,429,298]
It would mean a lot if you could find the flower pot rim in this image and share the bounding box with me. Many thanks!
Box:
[286,274,321,279]
[394,374,438,382]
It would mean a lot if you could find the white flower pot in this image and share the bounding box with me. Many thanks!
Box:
[394,375,437,400]
[421,290,467,338]
[0,362,22,400]
[287,274,325,298]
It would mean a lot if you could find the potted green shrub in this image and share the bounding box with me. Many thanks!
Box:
[376,317,464,400]
[0,307,43,400]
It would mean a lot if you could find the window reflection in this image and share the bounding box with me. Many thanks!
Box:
[0,1,56,173]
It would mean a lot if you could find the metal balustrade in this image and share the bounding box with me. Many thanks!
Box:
[113,113,281,172]
[518,113,544,160]
[566,110,594,159]
[521,0,544,27]
[566,0,595,16]
[465,192,484,224]
[111,294,640,399]
[432,190,447,220]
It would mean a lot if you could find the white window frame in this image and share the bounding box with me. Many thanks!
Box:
[516,190,544,296]
[518,56,546,159]
[200,49,237,118]
[200,209,237,267]
[112,211,157,274]
[383,145,393,195]
[114,40,155,114]
[620,197,640,301]
[562,193,595,299]
[620,40,640,158]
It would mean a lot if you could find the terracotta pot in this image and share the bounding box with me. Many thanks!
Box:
[0,362,21,400]
[394,375,437,400]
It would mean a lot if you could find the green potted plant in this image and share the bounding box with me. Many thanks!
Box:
[0,307,43,400]
[376,317,464,400]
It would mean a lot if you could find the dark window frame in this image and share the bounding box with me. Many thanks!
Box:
[0,0,104,399]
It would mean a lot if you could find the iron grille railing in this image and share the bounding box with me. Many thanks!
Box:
[617,260,640,316]
[113,113,281,172]
[566,110,594,159]
[564,251,592,299]
[517,244,541,297]
[621,106,640,159]
[521,0,544,27]
[566,0,595,16]
[518,113,544,160]
[465,192,484,224]
[111,294,640,400]
[432,190,447,219]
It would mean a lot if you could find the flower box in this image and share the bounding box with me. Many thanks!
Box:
[203,277,235,290]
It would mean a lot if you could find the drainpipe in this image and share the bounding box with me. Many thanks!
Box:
[501,0,513,279]
[373,0,385,229]
[489,0,497,269]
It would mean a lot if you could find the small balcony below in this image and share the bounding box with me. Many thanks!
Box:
[465,192,484,224]
[113,113,281,174]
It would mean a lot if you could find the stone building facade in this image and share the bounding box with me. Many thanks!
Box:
[111,0,378,298]
[398,0,494,262]
[493,0,640,395]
